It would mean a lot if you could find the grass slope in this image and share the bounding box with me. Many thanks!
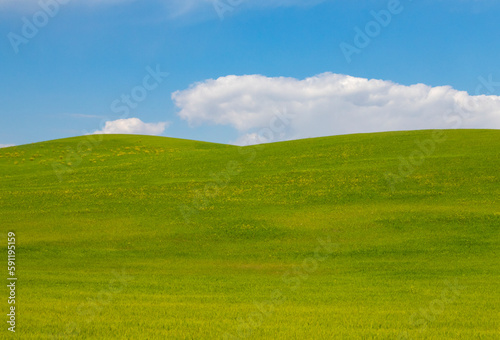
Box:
[0,130,499,339]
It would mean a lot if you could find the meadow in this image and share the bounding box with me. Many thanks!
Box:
[0,129,498,339]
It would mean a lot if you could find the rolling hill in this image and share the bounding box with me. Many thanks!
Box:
[0,129,498,339]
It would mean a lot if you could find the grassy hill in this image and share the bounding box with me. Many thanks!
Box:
[1,130,498,339]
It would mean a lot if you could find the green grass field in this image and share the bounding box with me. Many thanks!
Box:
[1,129,499,339]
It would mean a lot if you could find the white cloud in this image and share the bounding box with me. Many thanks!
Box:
[172,73,500,145]
[0,144,15,148]
[93,118,169,135]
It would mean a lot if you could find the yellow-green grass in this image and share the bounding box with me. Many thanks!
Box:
[0,129,498,339]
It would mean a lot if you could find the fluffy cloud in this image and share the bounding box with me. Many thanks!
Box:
[93,118,169,135]
[0,144,15,148]
[172,73,500,145]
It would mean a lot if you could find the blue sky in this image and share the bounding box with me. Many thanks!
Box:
[1,0,500,147]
